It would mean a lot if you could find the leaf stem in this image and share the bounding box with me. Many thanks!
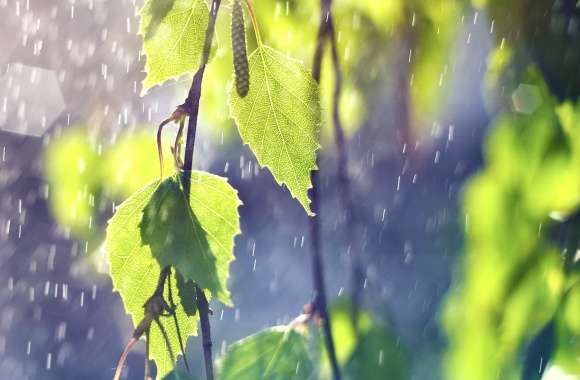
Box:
[156,117,174,179]
[144,329,151,380]
[113,337,139,380]
[167,271,191,372]
[196,284,215,380]
[243,0,262,47]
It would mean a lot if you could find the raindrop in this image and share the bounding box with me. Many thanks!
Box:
[46,353,52,370]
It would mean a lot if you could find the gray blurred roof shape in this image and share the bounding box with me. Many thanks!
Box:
[0,63,65,137]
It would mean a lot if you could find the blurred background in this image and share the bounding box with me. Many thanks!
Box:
[0,0,578,379]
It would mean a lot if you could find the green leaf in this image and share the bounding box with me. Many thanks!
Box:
[319,298,409,380]
[218,327,314,380]
[442,70,569,380]
[345,326,409,380]
[140,172,241,304]
[229,45,321,215]
[139,0,209,93]
[163,369,200,380]
[106,181,197,378]
[106,171,241,377]
[102,132,176,197]
[44,128,102,239]
[552,283,580,374]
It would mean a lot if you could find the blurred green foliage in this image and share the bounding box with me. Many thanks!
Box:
[218,326,315,380]
[443,1,580,378]
[320,298,409,380]
[443,68,580,379]
[44,128,175,240]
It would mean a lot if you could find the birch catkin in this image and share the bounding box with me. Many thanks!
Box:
[231,0,249,97]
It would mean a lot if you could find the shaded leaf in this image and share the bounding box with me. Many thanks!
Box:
[345,326,409,380]
[218,327,314,380]
[320,298,408,380]
[229,45,321,215]
[140,172,241,304]
[163,369,200,380]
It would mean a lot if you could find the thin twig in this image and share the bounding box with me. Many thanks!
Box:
[196,284,215,380]
[167,270,191,372]
[155,317,177,366]
[113,337,139,380]
[144,329,151,380]
[156,117,174,179]
[309,1,342,379]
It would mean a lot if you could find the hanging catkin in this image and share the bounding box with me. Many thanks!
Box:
[231,0,249,97]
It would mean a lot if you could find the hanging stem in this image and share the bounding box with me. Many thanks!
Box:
[156,117,174,179]
[167,271,190,372]
[113,337,139,380]
[155,317,177,365]
[243,0,262,46]
[144,329,151,380]
[309,1,342,379]
[196,284,215,380]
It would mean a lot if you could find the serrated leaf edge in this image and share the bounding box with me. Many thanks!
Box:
[228,45,321,217]
[137,0,210,95]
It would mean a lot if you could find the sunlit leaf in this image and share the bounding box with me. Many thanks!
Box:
[106,180,198,378]
[139,0,209,92]
[106,171,241,376]
[229,45,321,215]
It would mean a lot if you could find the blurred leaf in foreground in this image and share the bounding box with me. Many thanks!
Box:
[218,326,314,380]
[44,128,101,239]
[321,298,409,380]
[443,69,573,380]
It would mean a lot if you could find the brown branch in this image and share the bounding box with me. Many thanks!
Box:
[326,11,362,327]
[180,0,222,179]
[177,1,223,380]
[309,1,342,379]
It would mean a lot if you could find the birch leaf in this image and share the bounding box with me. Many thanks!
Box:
[230,45,321,215]
[139,0,209,92]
